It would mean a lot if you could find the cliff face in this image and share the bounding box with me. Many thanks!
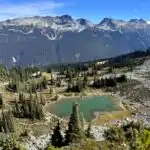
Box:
[0,16,150,67]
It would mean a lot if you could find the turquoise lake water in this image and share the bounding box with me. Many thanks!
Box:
[47,96,122,121]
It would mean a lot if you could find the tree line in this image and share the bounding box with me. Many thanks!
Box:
[13,93,44,120]
[7,76,48,93]
[93,74,127,88]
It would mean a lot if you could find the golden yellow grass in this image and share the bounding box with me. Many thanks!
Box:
[93,110,132,125]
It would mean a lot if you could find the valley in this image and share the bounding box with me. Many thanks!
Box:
[0,50,150,149]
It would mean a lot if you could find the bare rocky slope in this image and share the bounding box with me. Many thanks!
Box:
[0,15,150,67]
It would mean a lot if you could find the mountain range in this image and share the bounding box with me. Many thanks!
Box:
[0,15,150,67]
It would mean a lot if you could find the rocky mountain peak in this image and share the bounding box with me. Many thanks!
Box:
[59,15,73,20]
[129,19,146,24]
[99,18,114,25]
[76,18,94,27]
[0,15,150,67]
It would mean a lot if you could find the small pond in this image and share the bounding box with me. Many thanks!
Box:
[46,95,122,121]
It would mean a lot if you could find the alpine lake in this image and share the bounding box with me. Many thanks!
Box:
[45,95,123,121]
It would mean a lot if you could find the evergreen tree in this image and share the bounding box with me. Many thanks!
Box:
[18,92,24,103]
[83,75,88,88]
[54,95,59,101]
[49,87,54,95]
[16,82,20,93]
[40,94,45,105]
[0,94,3,107]
[36,102,44,120]
[24,99,29,118]
[51,121,63,147]
[1,109,8,133]
[108,66,114,73]
[13,93,44,120]
[42,76,48,89]
[77,81,83,92]
[85,122,94,139]
[1,110,15,133]
[65,102,84,144]
[128,60,134,72]
[80,112,84,131]
[14,100,21,118]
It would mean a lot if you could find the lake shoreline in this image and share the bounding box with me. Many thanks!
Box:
[44,90,127,123]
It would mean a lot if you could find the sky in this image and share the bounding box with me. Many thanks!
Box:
[0,0,150,23]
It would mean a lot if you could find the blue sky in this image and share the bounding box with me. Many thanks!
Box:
[0,0,150,23]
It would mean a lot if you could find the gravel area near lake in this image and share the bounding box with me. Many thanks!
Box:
[24,123,108,150]
[23,59,150,150]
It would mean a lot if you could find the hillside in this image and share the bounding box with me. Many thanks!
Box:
[0,51,149,149]
[0,16,150,67]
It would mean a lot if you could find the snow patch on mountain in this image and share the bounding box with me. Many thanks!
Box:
[0,16,150,42]
[8,29,18,32]
[12,56,17,63]
[0,16,149,33]
[8,28,34,34]
[0,16,92,33]
[147,21,150,24]
[40,29,63,40]
[96,18,127,31]
[2,17,52,27]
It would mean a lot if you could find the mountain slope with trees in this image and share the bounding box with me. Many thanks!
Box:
[0,16,150,67]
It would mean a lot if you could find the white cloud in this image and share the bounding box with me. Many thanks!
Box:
[147,21,150,24]
[0,1,65,20]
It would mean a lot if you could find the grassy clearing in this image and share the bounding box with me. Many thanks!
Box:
[93,110,132,125]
